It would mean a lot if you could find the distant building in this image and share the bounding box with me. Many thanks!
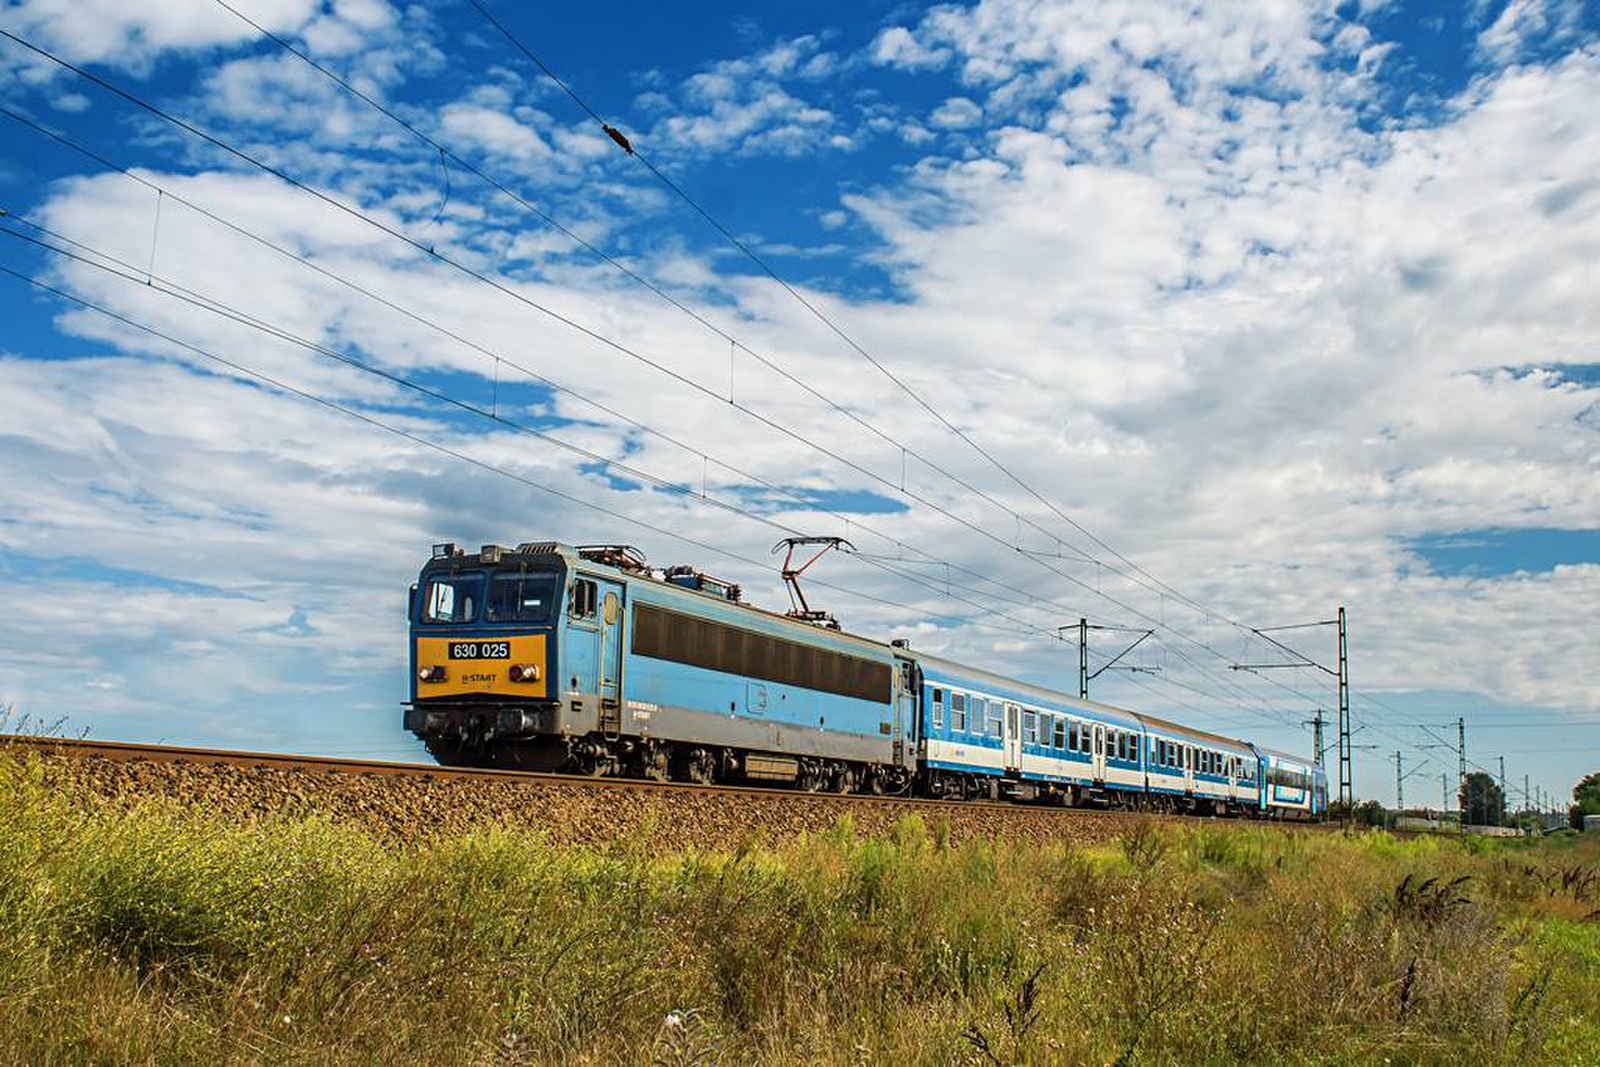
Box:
[1584,814,1600,833]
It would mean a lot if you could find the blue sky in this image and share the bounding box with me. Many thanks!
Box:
[1,0,1597,809]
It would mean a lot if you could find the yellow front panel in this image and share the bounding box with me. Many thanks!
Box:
[415,634,548,699]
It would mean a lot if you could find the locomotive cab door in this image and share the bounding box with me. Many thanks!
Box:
[566,574,626,734]
[1091,724,1106,781]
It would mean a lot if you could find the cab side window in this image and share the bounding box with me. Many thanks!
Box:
[570,579,598,620]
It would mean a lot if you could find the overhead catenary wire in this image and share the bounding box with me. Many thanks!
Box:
[208,0,1340,724]
[0,154,1308,748]
[460,0,1322,656]
[0,31,1321,740]
[0,104,1110,625]
[0,218,1287,738]
[458,8,1515,781]
[0,260,1059,647]
[0,243,1279,734]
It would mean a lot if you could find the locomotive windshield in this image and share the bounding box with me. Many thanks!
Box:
[418,568,559,624]
[420,571,484,624]
[484,570,558,623]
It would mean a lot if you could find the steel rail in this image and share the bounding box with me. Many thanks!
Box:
[0,734,1355,830]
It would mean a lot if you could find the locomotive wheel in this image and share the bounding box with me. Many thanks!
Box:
[637,742,669,782]
[677,747,715,785]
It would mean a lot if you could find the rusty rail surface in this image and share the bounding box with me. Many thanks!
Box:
[0,734,1040,815]
[0,734,1364,831]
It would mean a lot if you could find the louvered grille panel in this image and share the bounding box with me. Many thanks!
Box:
[631,603,889,703]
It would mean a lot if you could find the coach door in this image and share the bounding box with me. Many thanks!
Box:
[893,657,918,768]
[999,702,1019,773]
[1183,745,1195,793]
[1091,724,1106,781]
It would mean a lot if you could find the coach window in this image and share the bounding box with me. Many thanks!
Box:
[1053,715,1066,750]
[932,688,945,729]
[987,702,1003,738]
[1023,709,1037,744]
[950,692,967,732]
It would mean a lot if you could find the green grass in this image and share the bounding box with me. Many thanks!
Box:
[1,756,1596,1065]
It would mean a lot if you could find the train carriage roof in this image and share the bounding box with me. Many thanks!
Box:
[1133,712,1255,752]
[1254,744,1318,768]
[914,652,1145,725]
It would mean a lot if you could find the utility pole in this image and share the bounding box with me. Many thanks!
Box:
[1394,750,1404,810]
[1078,618,1087,699]
[1498,756,1507,826]
[1441,773,1450,814]
[1230,606,1349,808]
[1525,773,1531,818]
[1457,717,1466,800]
[1337,606,1351,810]
[1304,709,1326,768]
[1061,618,1157,701]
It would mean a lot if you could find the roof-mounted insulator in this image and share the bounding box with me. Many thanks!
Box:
[664,564,742,602]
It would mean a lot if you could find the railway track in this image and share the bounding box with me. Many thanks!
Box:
[0,733,1091,817]
[1,733,1350,831]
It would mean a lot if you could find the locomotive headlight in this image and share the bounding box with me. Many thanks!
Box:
[509,663,540,683]
[417,665,447,683]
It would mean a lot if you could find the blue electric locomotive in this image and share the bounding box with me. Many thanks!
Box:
[404,540,1324,817]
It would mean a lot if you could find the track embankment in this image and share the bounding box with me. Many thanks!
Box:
[2,736,1157,850]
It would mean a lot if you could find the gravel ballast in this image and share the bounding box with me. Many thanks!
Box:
[24,748,1143,850]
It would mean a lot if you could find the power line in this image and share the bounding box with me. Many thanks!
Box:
[0,32,1321,739]
[0,215,1286,733]
[0,105,1116,628]
[0,260,1071,646]
[0,248,1289,736]
[461,0,1318,653]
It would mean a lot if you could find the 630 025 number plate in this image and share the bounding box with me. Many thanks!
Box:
[448,641,510,659]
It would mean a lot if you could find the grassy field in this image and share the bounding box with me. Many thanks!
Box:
[1,755,1596,1065]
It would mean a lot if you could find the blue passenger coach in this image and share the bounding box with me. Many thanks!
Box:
[917,654,1142,803]
[1138,715,1259,815]
[1253,747,1326,819]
